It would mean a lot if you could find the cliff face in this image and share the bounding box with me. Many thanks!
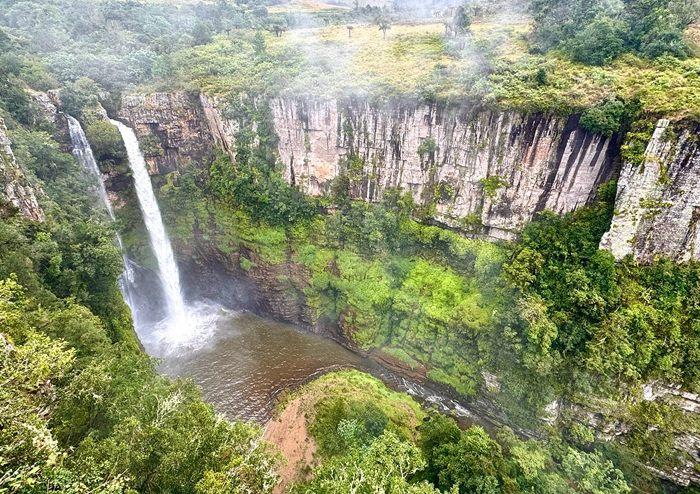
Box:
[136,94,619,239]
[601,119,700,262]
[0,118,45,222]
[272,98,620,239]
[118,92,215,175]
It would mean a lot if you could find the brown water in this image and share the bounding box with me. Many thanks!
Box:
[151,309,482,426]
[157,311,378,422]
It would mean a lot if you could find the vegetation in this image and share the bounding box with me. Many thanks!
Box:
[3,0,700,492]
[529,0,699,62]
[152,120,700,487]
[287,371,634,493]
[0,45,278,492]
[3,0,700,122]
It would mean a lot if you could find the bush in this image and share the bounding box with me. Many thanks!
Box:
[565,16,627,66]
[85,120,127,165]
[579,98,631,136]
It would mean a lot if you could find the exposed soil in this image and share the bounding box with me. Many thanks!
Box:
[264,398,317,494]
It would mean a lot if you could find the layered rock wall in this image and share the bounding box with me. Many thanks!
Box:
[115,93,700,261]
[601,119,700,262]
[272,98,620,239]
[0,118,44,222]
[118,92,215,174]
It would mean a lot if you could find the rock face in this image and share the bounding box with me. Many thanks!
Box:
[0,118,44,222]
[199,94,240,160]
[601,119,700,262]
[118,92,215,175]
[272,98,620,239]
[132,94,620,239]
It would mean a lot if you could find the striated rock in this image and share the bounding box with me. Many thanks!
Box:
[0,118,44,222]
[118,92,621,240]
[643,381,700,414]
[117,92,215,175]
[272,98,620,239]
[601,119,700,262]
[199,94,240,160]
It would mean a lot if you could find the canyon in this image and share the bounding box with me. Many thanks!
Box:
[109,91,700,486]
[3,88,696,486]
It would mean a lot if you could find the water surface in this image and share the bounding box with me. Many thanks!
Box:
[158,311,372,422]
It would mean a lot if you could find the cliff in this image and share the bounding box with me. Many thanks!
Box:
[0,118,45,222]
[118,93,620,240]
[601,119,700,262]
[118,92,215,174]
[129,93,700,261]
[271,98,620,239]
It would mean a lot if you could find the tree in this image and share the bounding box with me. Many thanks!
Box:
[294,431,441,493]
[579,98,630,136]
[270,24,286,37]
[346,25,354,38]
[378,20,391,40]
[452,5,472,36]
[561,448,631,494]
[191,20,213,46]
[565,16,627,65]
[432,426,512,494]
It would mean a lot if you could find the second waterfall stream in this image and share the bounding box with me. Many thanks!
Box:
[109,119,192,342]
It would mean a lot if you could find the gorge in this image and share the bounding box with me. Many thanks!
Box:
[102,90,700,487]
[2,1,700,493]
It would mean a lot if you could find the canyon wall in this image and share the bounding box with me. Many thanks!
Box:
[601,119,700,262]
[272,98,620,239]
[118,92,215,175]
[0,118,44,222]
[125,93,700,261]
[118,92,621,240]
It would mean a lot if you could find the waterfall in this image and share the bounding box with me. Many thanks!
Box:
[66,115,137,307]
[109,119,189,332]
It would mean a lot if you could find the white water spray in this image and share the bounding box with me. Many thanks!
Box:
[109,119,190,337]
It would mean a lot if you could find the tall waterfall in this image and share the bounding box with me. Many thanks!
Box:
[66,115,136,297]
[109,119,188,330]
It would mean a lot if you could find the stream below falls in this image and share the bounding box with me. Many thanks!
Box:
[146,309,484,425]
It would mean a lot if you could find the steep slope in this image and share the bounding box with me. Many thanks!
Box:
[601,119,700,262]
[0,118,44,222]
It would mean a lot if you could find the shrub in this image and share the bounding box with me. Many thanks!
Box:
[579,98,630,136]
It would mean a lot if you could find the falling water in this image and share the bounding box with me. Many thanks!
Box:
[109,119,189,335]
[66,115,137,314]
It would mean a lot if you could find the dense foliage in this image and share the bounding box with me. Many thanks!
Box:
[290,371,633,494]
[530,0,699,63]
[0,0,282,91]
[1,75,278,492]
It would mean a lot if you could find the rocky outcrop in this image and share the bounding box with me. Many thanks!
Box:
[117,92,215,175]
[199,94,239,160]
[561,382,700,487]
[272,98,620,239]
[601,119,700,262]
[0,118,44,222]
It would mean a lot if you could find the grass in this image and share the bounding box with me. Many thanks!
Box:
[266,23,452,100]
[162,18,700,120]
[281,369,426,442]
